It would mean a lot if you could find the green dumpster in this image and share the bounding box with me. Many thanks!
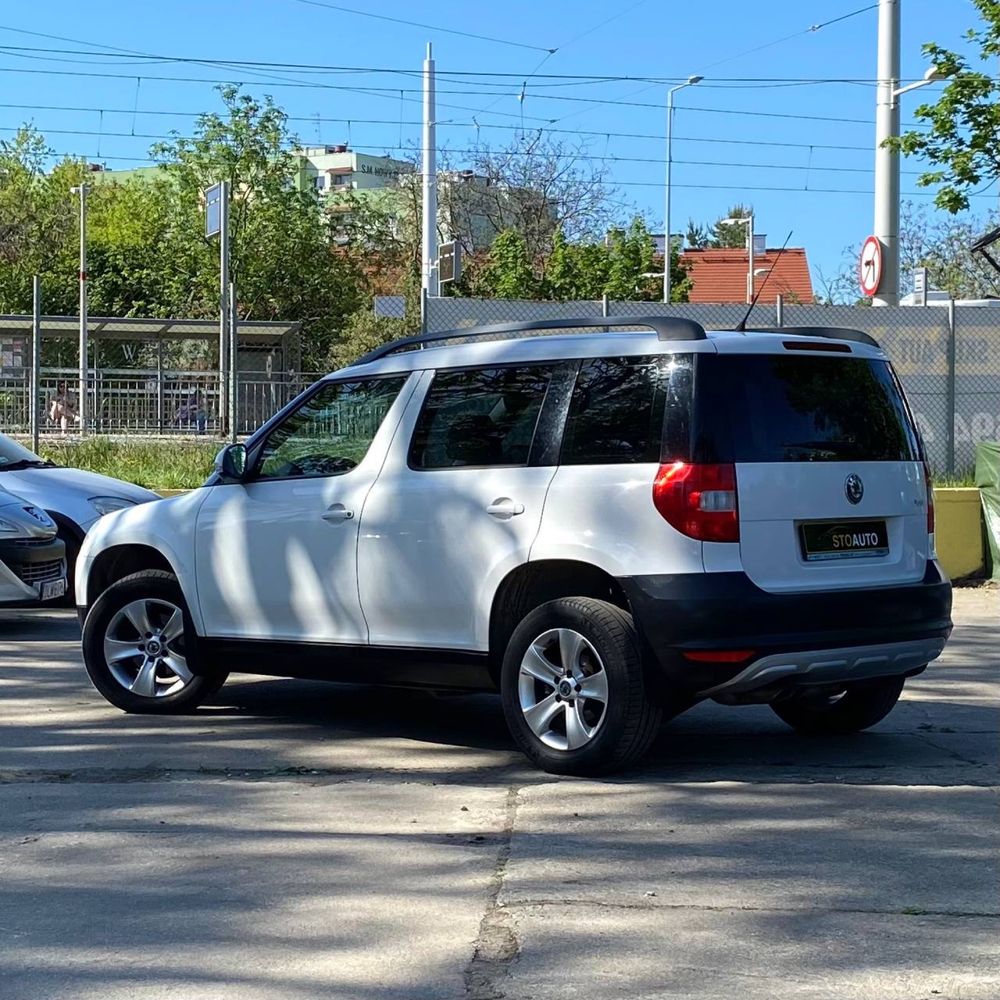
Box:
[975,442,1000,581]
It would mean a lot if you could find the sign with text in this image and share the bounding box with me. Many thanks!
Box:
[205,183,222,238]
[439,241,462,284]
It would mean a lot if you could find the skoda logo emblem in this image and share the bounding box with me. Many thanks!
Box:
[845,474,864,505]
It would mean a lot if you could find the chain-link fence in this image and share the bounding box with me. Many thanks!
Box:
[425,296,1000,477]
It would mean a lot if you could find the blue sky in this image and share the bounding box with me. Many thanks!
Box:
[0,0,988,295]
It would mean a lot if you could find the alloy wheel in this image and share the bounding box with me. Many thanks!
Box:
[517,628,609,751]
[103,598,192,698]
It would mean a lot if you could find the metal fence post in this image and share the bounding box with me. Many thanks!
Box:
[229,281,238,442]
[775,293,784,328]
[945,298,957,476]
[30,276,40,452]
[601,294,610,318]
[156,335,164,434]
[421,287,428,336]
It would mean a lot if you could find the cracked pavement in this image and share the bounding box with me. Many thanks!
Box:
[0,589,996,999]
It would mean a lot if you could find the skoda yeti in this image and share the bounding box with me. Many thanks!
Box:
[76,318,953,775]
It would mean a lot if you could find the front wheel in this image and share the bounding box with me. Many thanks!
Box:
[82,569,227,714]
[770,675,906,734]
[500,597,662,776]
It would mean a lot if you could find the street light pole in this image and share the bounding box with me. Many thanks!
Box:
[421,42,439,321]
[663,75,702,304]
[70,183,89,435]
[872,0,901,307]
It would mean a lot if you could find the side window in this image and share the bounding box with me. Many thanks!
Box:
[409,366,552,470]
[561,355,689,465]
[256,376,407,480]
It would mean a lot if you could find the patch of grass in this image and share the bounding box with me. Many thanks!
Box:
[38,438,220,490]
[933,472,977,488]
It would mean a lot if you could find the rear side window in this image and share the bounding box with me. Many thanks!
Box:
[409,366,552,469]
[694,354,921,463]
[561,355,693,465]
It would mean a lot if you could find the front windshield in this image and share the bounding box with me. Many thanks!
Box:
[0,434,43,468]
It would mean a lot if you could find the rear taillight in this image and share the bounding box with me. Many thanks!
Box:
[924,461,935,535]
[653,462,739,543]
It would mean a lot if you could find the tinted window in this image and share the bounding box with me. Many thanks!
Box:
[694,355,920,463]
[561,355,693,465]
[409,366,552,469]
[257,376,407,479]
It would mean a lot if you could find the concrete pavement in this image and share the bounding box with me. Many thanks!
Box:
[0,589,996,998]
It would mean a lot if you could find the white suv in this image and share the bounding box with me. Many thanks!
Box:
[76,318,953,775]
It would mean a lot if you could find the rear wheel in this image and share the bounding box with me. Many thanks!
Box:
[770,675,906,734]
[82,569,227,714]
[500,597,661,776]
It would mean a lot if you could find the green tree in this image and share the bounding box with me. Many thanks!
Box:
[889,1,1000,213]
[151,85,364,368]
[686,204,753,250]
[605,218,656,300]
[476,229,537,299]
[542,228,609,300]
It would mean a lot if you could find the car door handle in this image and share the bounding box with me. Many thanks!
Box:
[322,503,354,522]
[486,498,525,519]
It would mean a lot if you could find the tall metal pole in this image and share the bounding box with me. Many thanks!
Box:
[663,88,676,304]
[218,180,230,436]
[70,183,89,434]
[229,280,237,443]
[30,275,41,454]
[421,42,439,320]
[873,0,901,307]
[747,213,755,304]
[662,77,701,303]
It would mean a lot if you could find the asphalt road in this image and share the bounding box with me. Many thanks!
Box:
[0,589,996,1000]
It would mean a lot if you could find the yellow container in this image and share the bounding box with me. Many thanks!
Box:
[934,488,985,580]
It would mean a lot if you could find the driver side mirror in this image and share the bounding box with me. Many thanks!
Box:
[216,443,248,483]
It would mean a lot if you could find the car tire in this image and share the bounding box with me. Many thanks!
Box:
[82,569,228,714]
[769,675,906,735]
[500,597,662,776]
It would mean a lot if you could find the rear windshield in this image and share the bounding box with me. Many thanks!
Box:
[693,354,922,463]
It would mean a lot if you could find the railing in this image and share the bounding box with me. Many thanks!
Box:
[0,369,325,438]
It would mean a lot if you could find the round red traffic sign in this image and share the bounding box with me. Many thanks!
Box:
[859,236,883,296]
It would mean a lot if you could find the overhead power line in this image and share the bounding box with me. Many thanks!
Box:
[288,0,555,53]
[0,123,933,179]
[0,63,927,130]
[0,100,891,151]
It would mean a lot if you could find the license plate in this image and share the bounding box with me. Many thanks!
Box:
[800,520,889,561]
[40,578,67,601]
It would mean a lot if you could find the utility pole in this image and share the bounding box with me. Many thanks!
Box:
[30,275,41,454]
[872,0,900,307]
[70,183,89,434]
[218,180,230,435]
[421,42,439,322]
[663,76,702,304]
[747,213,755,305]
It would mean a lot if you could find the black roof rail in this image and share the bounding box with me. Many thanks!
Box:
[747,325,880,348]
[352,315,707,366]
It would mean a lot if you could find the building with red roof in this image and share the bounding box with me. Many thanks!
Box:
[680,247,815,304]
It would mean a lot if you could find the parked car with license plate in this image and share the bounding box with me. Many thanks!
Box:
[74,317,952,775]
[0,433,158,600]
[0,489,67,604]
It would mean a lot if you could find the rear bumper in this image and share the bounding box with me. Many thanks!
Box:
[619,562,953,697]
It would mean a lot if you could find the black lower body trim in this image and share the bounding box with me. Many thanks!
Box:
[196,637,495,692]
[620,563,953,694]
